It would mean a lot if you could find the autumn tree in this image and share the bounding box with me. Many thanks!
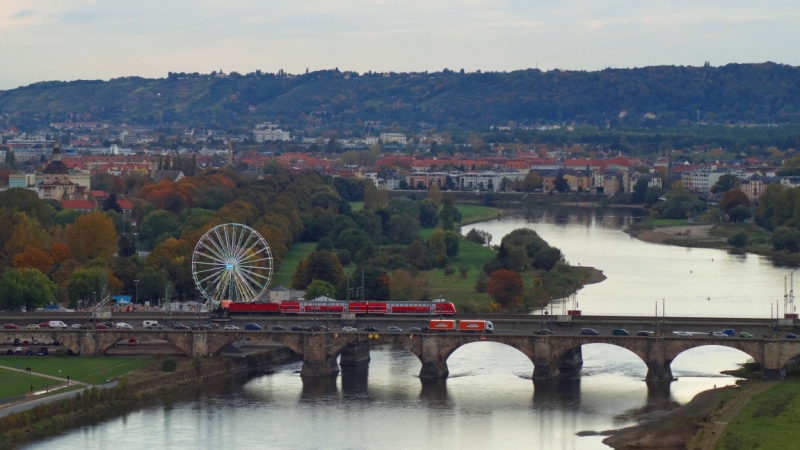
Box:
[291,251,345,290]
[522,172,543,191]
[13,247,55,275]
[429,229,447,260]
[389,269,428,301]
[66,212,119,263]
[2,213,49,266]
[49,242,70,263]
[487,269,524,307]
[0,268,57,311]
[427,184,442,205]
[719,189,751,214]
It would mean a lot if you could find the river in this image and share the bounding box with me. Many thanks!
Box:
[25,206,793,450]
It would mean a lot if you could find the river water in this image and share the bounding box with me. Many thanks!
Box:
[26,206,793,450]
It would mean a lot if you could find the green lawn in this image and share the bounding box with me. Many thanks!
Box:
[271,242,316,288]
[717,382,800,450]
[0,370,59,399]
[709,223,772,243]
[0,357,152,385]
[426,237,496,314]
[645,218,689,228]
[454,205,504,226]
[349,201,364,211]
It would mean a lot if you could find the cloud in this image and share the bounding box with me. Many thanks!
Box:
[11,9,35,19]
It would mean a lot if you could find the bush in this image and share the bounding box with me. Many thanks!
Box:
[55,349,68,357]
[475,271,488,293]
[458,265,469,278]
[728,205,751,223]
[161,359,177,372]
[771,226,800,252]
[466,228,485,245]
[727,232,749,248]
[444,266,455,277]
[336,249,351,266]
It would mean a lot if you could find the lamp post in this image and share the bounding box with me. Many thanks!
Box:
[134,279,139,305]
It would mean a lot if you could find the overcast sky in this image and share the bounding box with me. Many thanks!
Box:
[1,0,798,90]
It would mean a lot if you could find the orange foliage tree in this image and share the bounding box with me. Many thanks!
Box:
[66,212,119,263]
[487,269,524,307]
[12,247,55,275]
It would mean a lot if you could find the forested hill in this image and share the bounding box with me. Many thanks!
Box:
[2,63,799,129]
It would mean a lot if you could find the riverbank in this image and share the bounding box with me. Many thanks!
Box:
[0,347,297,448]
[601,382,753,450]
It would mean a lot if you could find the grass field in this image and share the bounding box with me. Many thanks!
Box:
[716,381,800,450]
[0,357,152,385]
[426,237,496,313]
[454,205,504,226]
[0,370,61,399]
[349,201,364,211]
[709,223,772,243]
[644,218,689,228]
[271,242,316,288]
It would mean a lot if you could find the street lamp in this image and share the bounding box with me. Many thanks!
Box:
[134,279,139,304]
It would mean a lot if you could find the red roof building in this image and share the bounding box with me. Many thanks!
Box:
[59,200,96,212]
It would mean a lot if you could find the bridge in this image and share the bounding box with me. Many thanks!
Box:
[3,329,800,383]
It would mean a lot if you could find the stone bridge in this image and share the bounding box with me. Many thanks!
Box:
[4,330,800,383]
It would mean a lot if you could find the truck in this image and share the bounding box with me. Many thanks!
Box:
[458,320,494,333]
[428,319,456,332]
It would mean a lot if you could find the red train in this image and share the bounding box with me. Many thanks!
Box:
[224,299,457,316]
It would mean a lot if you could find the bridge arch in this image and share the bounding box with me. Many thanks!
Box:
[446,340,535,378]
[204,331,304,357]
[97,331,193,356]
[669,344,759,376]
[665,340,763,368]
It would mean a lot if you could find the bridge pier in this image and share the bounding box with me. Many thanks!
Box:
[300,333,339,377]
[418,336,450,379]
[340,340,371,367]
[80,331,98,356]
[557,346,583,378]
[645,361,674,384]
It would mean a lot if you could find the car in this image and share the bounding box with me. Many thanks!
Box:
[70,324,83,329]
[364,326,380,332]
[721,329,735,337]
[173,324,190,330]
[32,338,39,345]
[96,324,108,330]
[13,338,20,345]
[611,329,629,336]
[341,326,357,332]
[37,347,48,356]
[710,332,728,337]
[115,323,133,330]
[37,322,50,328]
[580,328,599,335]
[128,338,137,346]
[3,324,18,329]
[409,327,422,333]
[25,349,33,356]
[310,325,330,332]
[387,326,403,332]
[145,324,163,330]
[740,332,754,338]
[537,329,555,335]
[786,333,798,339]
[22,340,29,346]
[15,347,22,354]
[636,331,653,337]
[675,331,692,337]
[244,323,262,331]
[102,321,114,328]
[5,349,12,355]
[291,325,305,332]
[207,323,220,329]
[224,325,240,330]
[27,324,39,330]
[272,325,287,331]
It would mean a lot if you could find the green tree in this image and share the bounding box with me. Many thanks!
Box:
[387,197,419,217]
[772,227,800,252]
[316,237,334,252]
[728,205,751,223]
[429,229,447,258]
[4,149,15,166]
[720,189,751,214]
[140,210,179,249]
[135,267,170,304]
[291,251,345,289]
[631,179,649,203]
[418,199,440,228]
[553,173,570,193]
[711,174,740,194]
[727,232,749,248]
[522,172,542,191]
[441,193,455,231]
[305,280,337,299]
[67,268,107,307]
[0,268,57,311]
[388,214,420,244]
[443,231,460,257]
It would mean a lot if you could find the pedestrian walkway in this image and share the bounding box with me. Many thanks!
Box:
[0,364,91,387]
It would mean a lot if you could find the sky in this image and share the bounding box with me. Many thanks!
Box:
[1,0,799,90]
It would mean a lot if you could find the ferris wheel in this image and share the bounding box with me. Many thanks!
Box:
[191,223,273,304]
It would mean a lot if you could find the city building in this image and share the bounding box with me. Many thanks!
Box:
[37,144,85,200]
[380,133,408,145]
[253,123,291,142]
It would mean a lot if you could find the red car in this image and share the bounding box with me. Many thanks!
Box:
[38,322,50,328]
[3,324,18,329]
[95,324,109,330]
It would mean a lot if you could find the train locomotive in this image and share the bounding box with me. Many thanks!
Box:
[221,298,457,316]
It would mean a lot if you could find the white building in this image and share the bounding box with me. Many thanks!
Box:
[457,171,527,192]
[380,133,407,145]
[681,170,747,194]
[253,123,291,142]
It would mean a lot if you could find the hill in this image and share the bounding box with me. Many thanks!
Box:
[1,63,799,129]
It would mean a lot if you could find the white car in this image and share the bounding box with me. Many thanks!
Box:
[70,324,83,329]
[15,346,22,353]
[342,326,357,332]
[224,325,239,330]
[711,332,728,337]
[115,322,133,330]
[674,331,692,337]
